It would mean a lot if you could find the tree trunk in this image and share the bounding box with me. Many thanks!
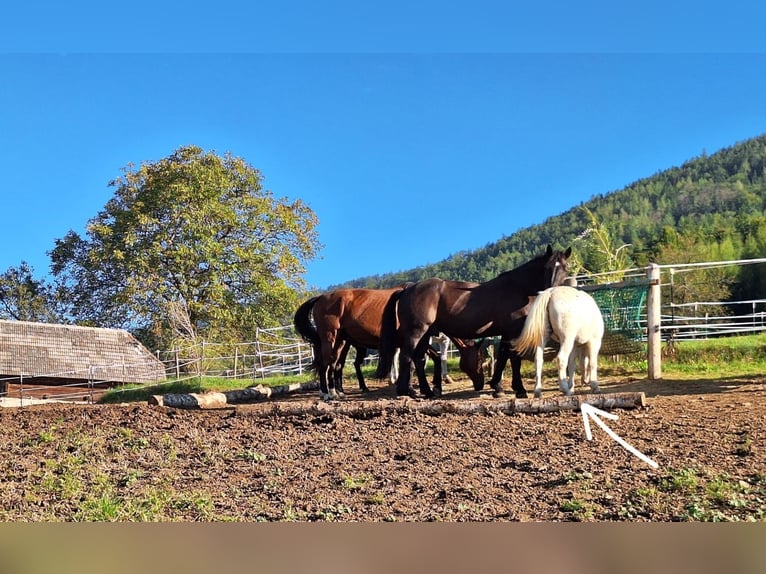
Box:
[148,381,319,408]
[149,388,645,415]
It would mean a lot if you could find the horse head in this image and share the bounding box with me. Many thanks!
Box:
[543,244,572,290]
[455,338,488,390]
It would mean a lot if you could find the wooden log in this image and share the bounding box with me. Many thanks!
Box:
[150,386,644,414]
[148,381,320,408]
[234,392,645,418]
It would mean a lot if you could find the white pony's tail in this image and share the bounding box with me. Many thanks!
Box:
[512,288,554,357]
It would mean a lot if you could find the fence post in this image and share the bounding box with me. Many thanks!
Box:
[647,263,662,380]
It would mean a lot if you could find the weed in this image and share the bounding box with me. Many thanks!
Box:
[733,433,753,456]
[660,468,699,494]
[365,492,385,505]
[559,498,594,521]
[342,474,371,490]
[317,504,352,520]
[238,449,267,463]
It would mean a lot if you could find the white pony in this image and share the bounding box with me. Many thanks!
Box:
[512,285,604,398]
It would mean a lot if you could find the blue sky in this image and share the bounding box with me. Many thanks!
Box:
[2,4,766,291]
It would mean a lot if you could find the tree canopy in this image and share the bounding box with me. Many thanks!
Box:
[0,262,61,323]
[49,145,321,348]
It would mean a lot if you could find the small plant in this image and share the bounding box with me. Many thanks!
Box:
[660,468,699,494]
[563,470,592,483]
[342,474,371,490]
[559,498,594,521]
[238,449,267,462]
[733,433,753,456]
[317,504,353,520]
[365,492,385,505]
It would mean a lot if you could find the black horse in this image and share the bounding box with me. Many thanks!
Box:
[376,245,571,398]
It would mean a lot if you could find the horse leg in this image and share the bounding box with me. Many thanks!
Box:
[390,348,399,386]
[395,345,418,398]
[486,340,508,393]
[353,346,370,393]
[317,363,331,401]
[586,342,600,393]
[332,340,352,398]
[556,339,575,395]
[413,338,435,399]
[489,341,524,398]
[532,345,545,398]
[566,346,578,394]
[426,347,443,397]
[507,349,527,398]
[318,346,334,402]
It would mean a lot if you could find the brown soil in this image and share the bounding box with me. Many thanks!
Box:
[1,373,764,521]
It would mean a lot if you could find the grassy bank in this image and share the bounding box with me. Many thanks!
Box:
[99,332,766,404]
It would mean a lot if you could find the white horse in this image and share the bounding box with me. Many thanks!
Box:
[512,285,604,398]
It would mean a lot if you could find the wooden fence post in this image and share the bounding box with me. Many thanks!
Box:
[647,263,662,380]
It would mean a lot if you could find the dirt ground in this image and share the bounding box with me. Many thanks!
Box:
[0,372,764,521]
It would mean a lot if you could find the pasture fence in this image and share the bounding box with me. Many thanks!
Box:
[2,257,764,404]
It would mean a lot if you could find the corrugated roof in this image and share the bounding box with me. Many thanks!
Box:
[0,320,166,384]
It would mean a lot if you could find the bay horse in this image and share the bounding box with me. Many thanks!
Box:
[376,245,571,398]
[512,285,604,398]
[293,288,486,401]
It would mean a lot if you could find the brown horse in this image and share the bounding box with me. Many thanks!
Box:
[294,287,487,400]
[376,245,571,398]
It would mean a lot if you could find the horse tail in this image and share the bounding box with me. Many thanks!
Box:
[375,289,403,379]
[512,288,554,357]
[293,296,321,372]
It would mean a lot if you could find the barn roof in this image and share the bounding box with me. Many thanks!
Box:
[0,320,166,384]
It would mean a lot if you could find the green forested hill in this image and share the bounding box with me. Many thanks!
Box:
[336,133,766,301]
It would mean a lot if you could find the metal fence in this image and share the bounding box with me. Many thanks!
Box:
[3,258,765,405]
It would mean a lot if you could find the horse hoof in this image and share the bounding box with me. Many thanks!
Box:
[492,389,506,399]
[533,391,542,399]
[515,390,528,399]
[473,381,485,391]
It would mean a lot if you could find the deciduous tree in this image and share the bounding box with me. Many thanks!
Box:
[50,146,321,348]
[0,262,61,322]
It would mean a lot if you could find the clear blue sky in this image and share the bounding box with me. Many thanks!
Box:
[2,3,766,290]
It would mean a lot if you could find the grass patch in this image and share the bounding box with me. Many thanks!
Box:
[559,498,594,521]
[98,333,766,404]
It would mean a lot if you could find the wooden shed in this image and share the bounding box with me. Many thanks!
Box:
[0,319,166,388]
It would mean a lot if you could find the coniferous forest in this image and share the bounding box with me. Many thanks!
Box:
[336,133,766,305]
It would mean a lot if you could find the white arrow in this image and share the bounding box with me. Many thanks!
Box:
[580,402,659,469]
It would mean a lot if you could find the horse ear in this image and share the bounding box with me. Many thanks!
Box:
[546,244,553,256]
[564,246,572,258]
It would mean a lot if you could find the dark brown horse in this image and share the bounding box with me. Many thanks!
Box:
[376,245,571,398]
[293,287,487,400]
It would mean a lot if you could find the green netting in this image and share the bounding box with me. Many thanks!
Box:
[585,281,648,355]
[481,281,649,359]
